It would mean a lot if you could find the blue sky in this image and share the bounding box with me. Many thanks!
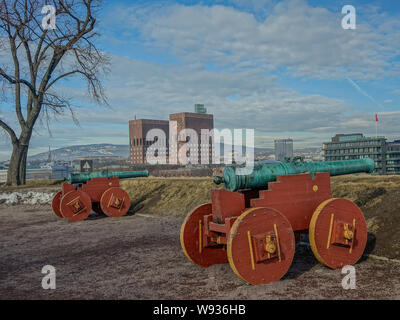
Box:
[1,0,400,160]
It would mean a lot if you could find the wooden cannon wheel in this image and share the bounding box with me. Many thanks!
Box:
[100,187,130,217]
[309,198,367,269]
[180,203,228,267]
[227,207,295,285]
[60,190,92,222]
[51,191,63,218]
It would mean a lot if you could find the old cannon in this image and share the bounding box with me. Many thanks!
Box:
[180,157,374,285]
[51,170,149,222]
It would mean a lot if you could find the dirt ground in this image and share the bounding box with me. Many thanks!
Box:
[1,204,399,300]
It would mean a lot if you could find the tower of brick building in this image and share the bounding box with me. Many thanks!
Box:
[129,119,169,164]
[169,111,214,165]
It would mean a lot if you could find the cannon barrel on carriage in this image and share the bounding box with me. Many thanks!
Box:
[181,157,374,285]
[51,170,149,222]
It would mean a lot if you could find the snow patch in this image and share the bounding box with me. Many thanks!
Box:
[0,192,54,205]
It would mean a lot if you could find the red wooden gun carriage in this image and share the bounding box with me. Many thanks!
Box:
[51,170,148,222]
[180,158,374,285]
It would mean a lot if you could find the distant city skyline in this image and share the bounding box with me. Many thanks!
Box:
[1,0,400,161]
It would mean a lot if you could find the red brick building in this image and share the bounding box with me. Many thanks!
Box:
[169,112,214,165]
[129,106,214,165]
[129,119,169,164]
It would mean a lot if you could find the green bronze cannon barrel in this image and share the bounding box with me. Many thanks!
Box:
[214,157,375,192]
[68,170,149,184]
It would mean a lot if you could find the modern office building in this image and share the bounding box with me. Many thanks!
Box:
[386,140,400,174]
[129,119,169,164]
[322,133,400,174]
[274,139,293,161]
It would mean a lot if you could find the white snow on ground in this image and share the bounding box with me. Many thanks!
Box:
[0,192,54,205]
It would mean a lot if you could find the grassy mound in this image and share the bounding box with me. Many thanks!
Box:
[121,177,223,217]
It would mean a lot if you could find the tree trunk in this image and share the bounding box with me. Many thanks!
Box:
[6,142,23,185]
[19,144,28,185]
[6,134,31,186]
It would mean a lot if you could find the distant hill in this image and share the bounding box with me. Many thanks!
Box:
[28,143,277,162]
[29,144,130,161]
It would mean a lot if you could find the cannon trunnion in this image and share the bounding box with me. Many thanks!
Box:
[180,158,372,285]
[51,170,149,222]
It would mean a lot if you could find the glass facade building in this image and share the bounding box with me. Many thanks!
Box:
[274,139,294,162]
[323,134,400,174]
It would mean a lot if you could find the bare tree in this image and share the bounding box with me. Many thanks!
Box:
[0,0,109,185]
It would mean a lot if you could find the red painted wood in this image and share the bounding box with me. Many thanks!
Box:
[51,191,63,218]
[180,203,228,267]
[81,177,120,202]
[60,190,92,222]
[61,182,75,195]
[100,187,130,217]
[183,173,367,285]
[228,207,295,285]
[310,198,367,269]
[211,189,245,223]
[54,178,130,220]
[250,173,332,231]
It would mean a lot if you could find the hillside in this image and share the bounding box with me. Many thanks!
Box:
[29,144,130,161]
[28,143,274,162]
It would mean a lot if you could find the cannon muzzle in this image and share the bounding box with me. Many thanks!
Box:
[68,170,149,184]
[214,157,375,191]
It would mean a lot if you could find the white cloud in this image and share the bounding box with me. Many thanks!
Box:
[63,54,400,137]
[114,0,400,80]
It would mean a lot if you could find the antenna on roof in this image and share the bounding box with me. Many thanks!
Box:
[48,146,52,163]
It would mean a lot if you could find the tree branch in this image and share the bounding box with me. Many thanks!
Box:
[0,118,18,144]
[0,67,36,93]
